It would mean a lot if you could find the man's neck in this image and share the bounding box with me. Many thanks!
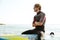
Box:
[36,10,41,15]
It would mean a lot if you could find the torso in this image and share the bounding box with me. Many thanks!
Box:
[34,11,46,25]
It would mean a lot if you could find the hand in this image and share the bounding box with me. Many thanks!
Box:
[32,24,36,27]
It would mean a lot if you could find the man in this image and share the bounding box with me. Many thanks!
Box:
[32,3,46,40]
[22,3,46,40]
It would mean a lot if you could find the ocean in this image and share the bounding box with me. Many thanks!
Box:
[0,24,60,40]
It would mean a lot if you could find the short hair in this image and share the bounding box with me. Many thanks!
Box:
[50,32,54,35]
[34,4,41,10]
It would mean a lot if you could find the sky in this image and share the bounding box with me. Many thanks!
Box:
[0,0,60,25]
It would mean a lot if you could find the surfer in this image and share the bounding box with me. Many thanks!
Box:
[22,3,46,40]
[50,32,54,37]
[32,3,46,40]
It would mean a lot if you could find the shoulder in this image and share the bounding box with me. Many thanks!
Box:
[40,12,45,16]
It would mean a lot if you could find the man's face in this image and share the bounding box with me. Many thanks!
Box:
[34,7,39,12]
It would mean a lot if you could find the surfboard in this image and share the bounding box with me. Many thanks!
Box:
[0,34,38,40]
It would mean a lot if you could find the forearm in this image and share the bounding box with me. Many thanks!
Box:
[35,22,43,26]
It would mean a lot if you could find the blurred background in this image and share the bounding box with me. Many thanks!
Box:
[0,0,60,24]
[0,0,60,40]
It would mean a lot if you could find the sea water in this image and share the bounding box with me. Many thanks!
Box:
[0,24,60,40]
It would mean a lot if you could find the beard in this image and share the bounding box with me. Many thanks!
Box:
[34,9,38,12]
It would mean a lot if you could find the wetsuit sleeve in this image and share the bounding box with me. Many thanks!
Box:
[33,16,36,24]
[39,13,45,22]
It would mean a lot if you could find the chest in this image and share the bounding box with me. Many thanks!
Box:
[34,14,41,21]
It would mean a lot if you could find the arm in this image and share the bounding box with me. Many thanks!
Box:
[35,22,43,26]
[32,16,36,27]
